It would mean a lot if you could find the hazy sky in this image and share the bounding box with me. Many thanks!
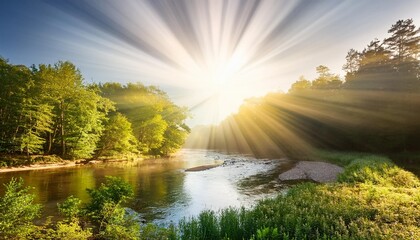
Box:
[1,0,420,126]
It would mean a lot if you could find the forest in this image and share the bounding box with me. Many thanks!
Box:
[186,19,420,160]
[0,59,190,164]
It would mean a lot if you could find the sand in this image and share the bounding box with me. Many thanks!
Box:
[279,161,344,183]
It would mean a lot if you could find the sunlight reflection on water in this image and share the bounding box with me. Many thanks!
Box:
[0,149,293,225]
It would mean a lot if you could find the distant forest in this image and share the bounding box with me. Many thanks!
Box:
[186,19,420,158]
[0,60,189,160]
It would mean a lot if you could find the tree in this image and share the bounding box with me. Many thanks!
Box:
[385,19,420,64]
[95,113,138,158]
[345,39,395,90]
[289,76,311,92]
[18,102,52,157]
[312,65,342,89]
[137,114,168,153]
[159,103,190,155]
[0,59,53,155]
[343,49,361,81]
[99,82,190,156]
[34,62,114,159]
[384,19,420,85]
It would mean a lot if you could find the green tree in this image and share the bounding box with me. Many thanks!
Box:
[34,62,114,158]
[99,82,189,156]
[0,58,53,156]
[137,114,168,153]
[159,103,190,155]
[0,58,28,152]
[95,113,138,158]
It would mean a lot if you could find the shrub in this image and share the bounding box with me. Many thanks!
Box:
[97,202,140,240]
[0,178,41,239]
[53,220,92,240]
[58,195,83,220]
[85,176,134,222]
[57,176,140,239]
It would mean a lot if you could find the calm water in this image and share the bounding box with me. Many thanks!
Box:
[0,149,293,225]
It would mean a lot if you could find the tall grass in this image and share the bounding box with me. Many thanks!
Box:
[172,153,420,240]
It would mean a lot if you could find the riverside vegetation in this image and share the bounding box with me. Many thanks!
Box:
[0,152,418,239]
[0,59,190,167]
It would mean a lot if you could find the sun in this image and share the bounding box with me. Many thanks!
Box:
[184,52,264,125]
[194,67,248,124]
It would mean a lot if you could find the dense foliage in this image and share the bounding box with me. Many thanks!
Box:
[0,178,41,239]
[0,59,189,161]
[186,19,420,157]
[98,82,190,156]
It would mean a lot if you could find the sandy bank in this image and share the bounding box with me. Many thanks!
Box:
[0,161,77,173]
[279,161,344,183]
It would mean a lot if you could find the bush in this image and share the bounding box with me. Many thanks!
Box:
[0,178,41,239]
[58,195,83,220]
[53,220,92,240]
[85,176,134,222]
[97,202,140,240]
[57,176,139,239]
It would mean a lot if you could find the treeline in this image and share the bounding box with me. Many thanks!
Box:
[186,19,420,157]
[0,59,189,160]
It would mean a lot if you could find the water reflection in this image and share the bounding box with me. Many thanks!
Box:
[0,149,289,225]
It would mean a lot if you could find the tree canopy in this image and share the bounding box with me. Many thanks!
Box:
[0,59,189,159]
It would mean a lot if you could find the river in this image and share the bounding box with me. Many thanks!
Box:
[0,149,294,225]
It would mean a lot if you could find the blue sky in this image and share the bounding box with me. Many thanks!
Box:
[1,0,420,126]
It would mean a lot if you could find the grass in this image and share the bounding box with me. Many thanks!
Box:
[171,152,420,240]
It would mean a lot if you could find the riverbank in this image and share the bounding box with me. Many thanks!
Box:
[0,154,145,173]
[167,152,420,239]
[0,161,76,173]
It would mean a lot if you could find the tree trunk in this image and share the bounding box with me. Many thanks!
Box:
[60,100,66,157]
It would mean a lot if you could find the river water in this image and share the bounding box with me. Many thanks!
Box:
[0,149,294,225]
